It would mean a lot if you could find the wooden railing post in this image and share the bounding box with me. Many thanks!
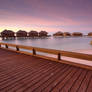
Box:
[5,44,8,48]
[16,46,19,51]
[58,53,61,60]
[33,48,36,55]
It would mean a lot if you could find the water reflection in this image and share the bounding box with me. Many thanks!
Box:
[0,37,92,51]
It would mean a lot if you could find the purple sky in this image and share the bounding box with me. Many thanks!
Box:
[0,0,92,34]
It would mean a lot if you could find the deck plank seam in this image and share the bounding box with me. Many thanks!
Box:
[14,63,65,92]
[0,60,57,85]
[49,67,77,91]
[68,69,84,92]
[43,66,74,92]
[60,67,80,91]
[2,61,61,91]
[32,65,70,92]
[76,70,88,92]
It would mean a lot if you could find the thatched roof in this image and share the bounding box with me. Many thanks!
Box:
[39,31,48,37]
[88,32,92,36]
[16,30,27,37]
[72,32,83,36]
[53,31,63,36]
[1,29,15,37]
[63,32,71,36]
[29,30,38,37]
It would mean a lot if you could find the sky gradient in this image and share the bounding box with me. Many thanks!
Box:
[0,0,92,34]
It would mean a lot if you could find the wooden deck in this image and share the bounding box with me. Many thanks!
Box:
[0,48,92,92]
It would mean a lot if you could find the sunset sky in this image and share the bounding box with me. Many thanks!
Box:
[0,0,92,34]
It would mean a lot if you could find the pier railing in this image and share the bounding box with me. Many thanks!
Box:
[0,42,92,70]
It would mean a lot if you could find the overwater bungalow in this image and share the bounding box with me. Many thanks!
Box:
[63,32,71,37]
[1,29,15,40]
[16,30,27,38]
[72,32,83,37]
[88,32,92,37]
[29,30,38,38]
[53,31,64,37]
[39,31,48,37]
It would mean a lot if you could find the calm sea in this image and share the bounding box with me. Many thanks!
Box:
[0,37,92,51]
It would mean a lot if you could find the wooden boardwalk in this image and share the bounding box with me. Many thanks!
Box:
[0,48,92,92]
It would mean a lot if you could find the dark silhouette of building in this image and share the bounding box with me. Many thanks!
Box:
[1,29,15,40]
[72,32,83,36]
[63,32,71,36]
[16,30,27,37]
[39,31,48,37]
[29,30,38,38]
[53,31,64,36]
[88,32,92,37]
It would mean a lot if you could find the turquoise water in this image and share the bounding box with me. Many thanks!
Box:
[0,37,92,51]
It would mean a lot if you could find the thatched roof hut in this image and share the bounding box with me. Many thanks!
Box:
[72,32,83,36]
[53,31,63,36]
[39,31,48,37]
[1,29,15,38]
[88,32,92,36]
[63,32,71,36]
[16,30,27,37]
[90,41,92,45]
[29,30,38,37]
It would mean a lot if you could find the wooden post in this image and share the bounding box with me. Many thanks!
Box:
[58,53,61,60]
[16,46,19,51]
[33,48,36,55]
[5,44,8,48]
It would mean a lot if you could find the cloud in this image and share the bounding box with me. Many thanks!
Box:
[0,0,92,33]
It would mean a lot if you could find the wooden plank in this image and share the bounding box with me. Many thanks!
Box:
[86,76,92,92]
[77,71,92,92]
[61,51,92,61]
[0,49,92,92]
[1,47,92,71]
[69,70,87,92]
[60,68,82,91]
[1,43,92,61]
[0,58,47,82]
[42,66,74,92]
[22,64,67,92]
[50,67,77,92]
[33,65,69,92]
[0,62,53,91]
[61,60,92,71]
[7,62,61,92]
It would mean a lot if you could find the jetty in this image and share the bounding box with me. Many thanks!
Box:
[0,43,92,92]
